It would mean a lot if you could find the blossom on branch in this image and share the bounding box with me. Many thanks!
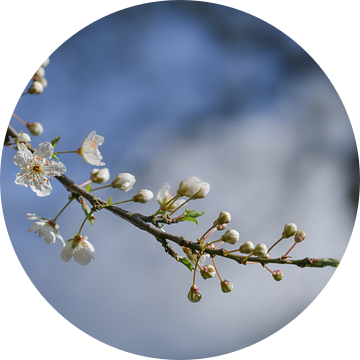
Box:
[77,131,105,166]
[61,235,95,266]
[133,189,153,203]
[177,176,202,197]
[27,213,64,245]
[90,168,110,184]
[13,142,67,197]
[111,173,136,191]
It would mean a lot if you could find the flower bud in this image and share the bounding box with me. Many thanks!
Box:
[282,223,297,238]
[220,279,234,293]
[28,81,44,94]
[272,270,284,281]
[34,66,45,78]
[253,243,268,257]
[26,122,44,136]
[214,211,231,225]
[200,265,216,279]
[133,189,154,203]
[192,182,210,199]
[17,131,31,143]
[239,241,254,254]
[294,229,306,243]
[216,223,227,231]
[111,173,136,191]
[187,285,202,303]
[221,229,240,244]
[90,168,110,184]
[42,58,50,68]
[37,77,48,88]
[177,176,202,197]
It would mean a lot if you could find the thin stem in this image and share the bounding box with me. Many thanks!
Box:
[169,196,191,216]
[154,195,180,216]
[56,150,78,154]
[91,184,111,191]
[200,226,216,242]
[267,236,284,253]
[78,210,94,236]
[12,113,27,125]
[284,242,297,257]
[214,241,224,249]
[264,265,274,274]
[211,257,222,281]
[53,198,74,222]
[109,199,134,206]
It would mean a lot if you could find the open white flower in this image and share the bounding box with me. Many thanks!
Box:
[61,235,95,266]
[13,142,67,197]
[77,131,105,166]
[27,213,64,245]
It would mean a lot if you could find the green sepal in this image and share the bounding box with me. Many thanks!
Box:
[106,197,112,205]
[51,153,59,162]
[85,183,92,192]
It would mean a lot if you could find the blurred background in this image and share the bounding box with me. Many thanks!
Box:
[1,1,358,359]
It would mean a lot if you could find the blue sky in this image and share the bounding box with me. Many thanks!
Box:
[1,2,358,359]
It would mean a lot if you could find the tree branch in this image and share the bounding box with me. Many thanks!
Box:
[5,125,339,269]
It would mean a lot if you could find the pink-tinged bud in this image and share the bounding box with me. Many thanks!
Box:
[26,122,44,136]
[282,223,297,238]
[216,223,227,231]
[200,265,216,279]
[253,243,268,257]
[239,241,254,254]
[294,229,306,243]
[272,270,284,281]
[187,285,202,303]
[220,279,234,293]
[221,229,240,244]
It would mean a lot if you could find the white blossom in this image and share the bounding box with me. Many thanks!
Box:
[17,132,31,143]
[77,131,105,166]
[221,229,240,244]
[111,173,136,191]
[156,182,185,211]
[90,167,110,184]
[13,142,66,197]
[192,181,210,199]
[133,189,153,203]
[177,176,203,197]
[27,213,64,245]
[61,235,95,266]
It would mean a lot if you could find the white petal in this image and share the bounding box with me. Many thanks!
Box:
[33,142,54,160]
[13,149,30,168]
[73,242,95,266]
[30,181,53,197]
[15,168,33,187]
[44,161,67,176]
[26,213,44,221]
[28,221,46,233]
[60,242,73,262]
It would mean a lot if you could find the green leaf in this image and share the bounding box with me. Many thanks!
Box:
[106,197,112,206]
[51,136,61,149]
[178,256,194,271]
[180,217,199,225]
[180,208,205,219]
[51,153,59,162]
[85,183,92,192]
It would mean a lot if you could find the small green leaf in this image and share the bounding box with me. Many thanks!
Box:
[180,217,199,225]
[85,183,92,192]
[180,208,205,219]
[178,256,194,271]
[315,258,340,268]
[106,197,113,206]
[51,153,59,162]
[51,136,61,149]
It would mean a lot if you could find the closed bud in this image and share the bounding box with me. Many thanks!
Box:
[221,279,234,293]
[282,223,297,238]
[221,229,240,244]
[28,81,44,94]
[16,131,31,143]
[42,58,50,68]
[214,211,231,225]
[216,223,227,231]
[200,265,216,279]
[253,243,268,257]
[133,189,154,203]
[26,122,44,136]
[111,173,136,191]
[192,182,210,199]
[34,66,45,78]
[272,270,284,281]
[294,229,306,243]
[187,285,202,303]
[90,168,110,184]
[177,176,202,197]
[239,241,254,254]
[37,77,48,88]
